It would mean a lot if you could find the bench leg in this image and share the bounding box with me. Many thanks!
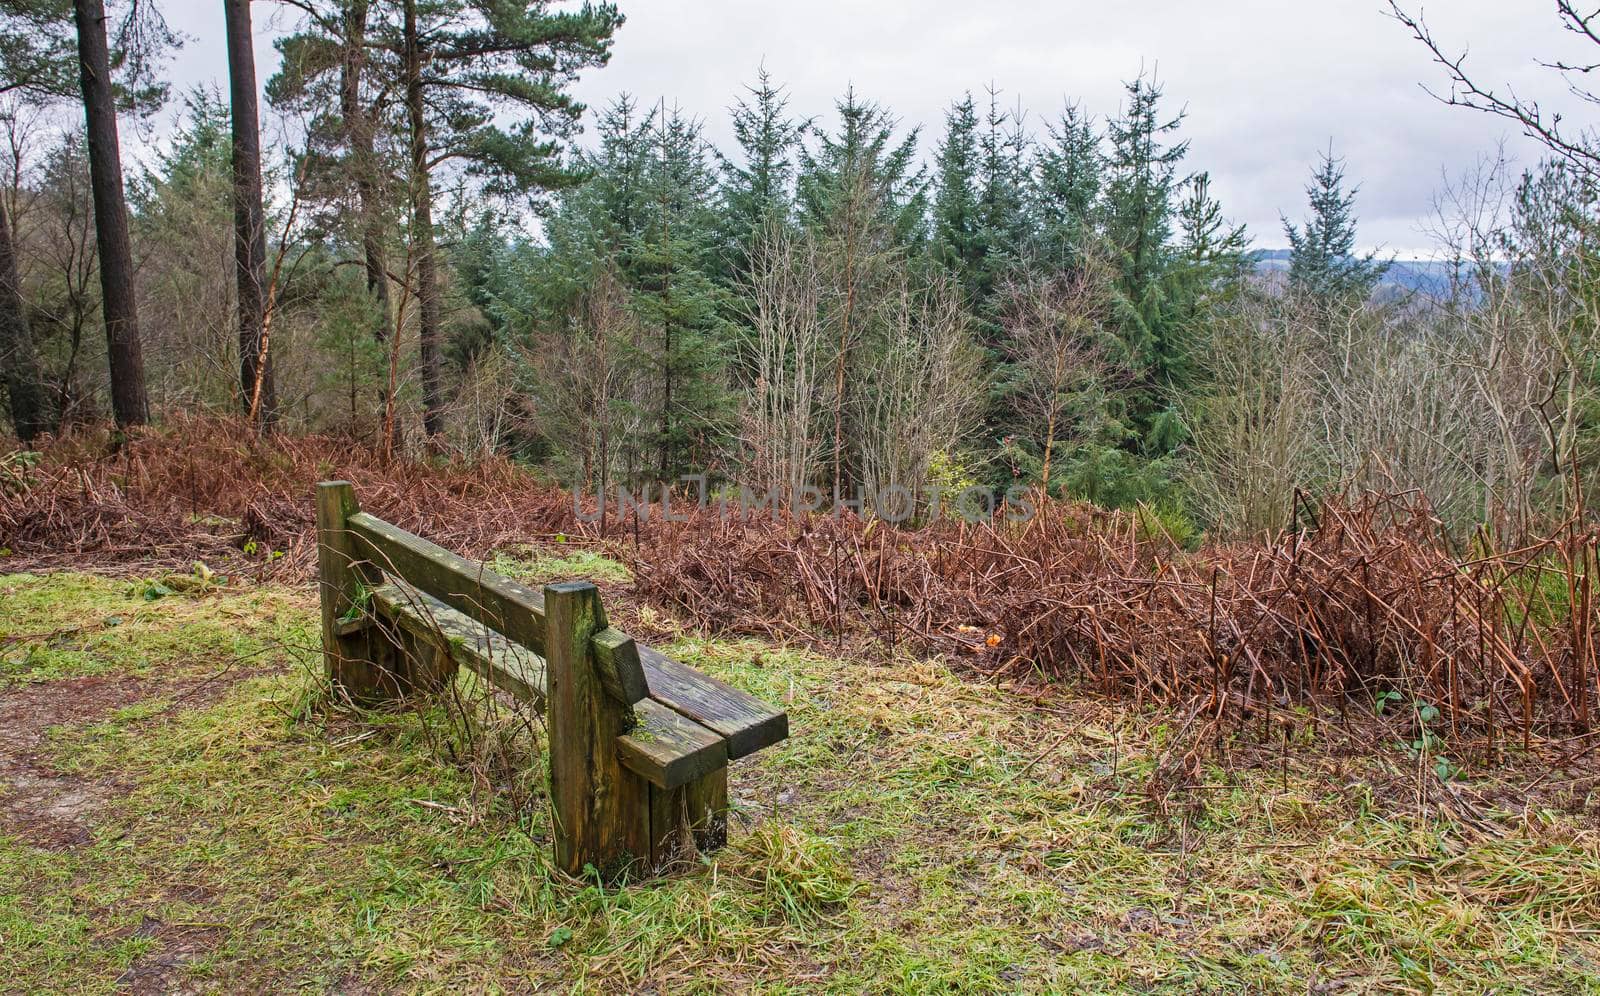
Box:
[365,624,461,699]
[318,481,389,703]
[647,766,730,868]
[686,766,729,852]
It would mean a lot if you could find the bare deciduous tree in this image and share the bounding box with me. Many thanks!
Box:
[1001,257,1115,490]
[1391,1,1600,179]
[855,269,982,506]
[737,222,827,497]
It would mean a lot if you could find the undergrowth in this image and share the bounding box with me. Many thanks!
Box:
[3,570,1600,991]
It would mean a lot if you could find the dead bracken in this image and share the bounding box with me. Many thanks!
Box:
[5,417,1593,772]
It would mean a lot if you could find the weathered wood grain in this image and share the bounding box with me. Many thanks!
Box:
[591,626,648,705]
[371,582,545,704]
[323,489,790,870]
[638,645,789,759]
[316,481,387,700]
[544,582,651,878]
[372,583,727,791]
[347,513,648,706]
[685,766,729,852]
[347,511,550,652]
[620,699,727,790]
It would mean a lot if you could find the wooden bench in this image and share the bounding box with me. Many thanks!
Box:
[314,481,789,878]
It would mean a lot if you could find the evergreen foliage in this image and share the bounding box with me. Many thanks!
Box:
[1283,145,1387,303]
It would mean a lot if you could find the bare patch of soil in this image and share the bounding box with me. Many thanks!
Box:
[113,916,226,996]
[0,674,230,849]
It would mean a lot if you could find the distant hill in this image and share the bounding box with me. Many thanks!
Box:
[1249,248,1468,297]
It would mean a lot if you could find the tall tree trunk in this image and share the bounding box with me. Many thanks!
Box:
[224,0,275,426]
[338,0,392,345]
[0,197,48,442]
[404,0,443,441]
[73,0,147,428]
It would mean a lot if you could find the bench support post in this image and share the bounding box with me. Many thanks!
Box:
[317,481,388,701]
[545,582,651,878]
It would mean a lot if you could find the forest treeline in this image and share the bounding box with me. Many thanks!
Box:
[0,0,1597,543]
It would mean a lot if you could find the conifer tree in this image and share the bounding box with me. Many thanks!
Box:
[1283,145,1386,304]
[225,0,274,424]
[797,88,927,493]
[1031,101,1100,265]
[385,0,621,440]
[931,93,981,295]
[1101,72,1188,439]
[973,85,1029,297]
[533,95,651,318]
[797,87,927,249]
[721,66,804,280]
[630,101,731,481]
[269,0,400,349]
[72,0,176,428]
[1166,171,1248,385]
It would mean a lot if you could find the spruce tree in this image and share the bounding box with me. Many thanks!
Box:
[931,93,982,297]
[629,101,731,481]
[797,87,928,249]
[533,95,652,319]
[1165,171,1248,390]
[721,66,805,280]
[1031,101,1100,264]
[1283,145,1386,303]
[1101,73,1188,435]
[797,87,927,493]
[973,85,1029,298]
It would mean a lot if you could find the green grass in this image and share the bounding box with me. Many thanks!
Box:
[488,546,632,586]
[0,572,311,685]
[3,572,1600,991]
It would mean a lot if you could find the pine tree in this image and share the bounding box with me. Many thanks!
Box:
[385,0,622,440]
[1283,145,1386,303]
[71,0,177,428]
[225,0,274,424]
[269,0,400,349]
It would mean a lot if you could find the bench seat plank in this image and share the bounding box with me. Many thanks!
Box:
[373,582,547,704]
[623,700,729,789]
[638,646,789,759]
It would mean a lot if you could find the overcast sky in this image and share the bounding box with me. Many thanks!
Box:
[157,0,1585,254]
